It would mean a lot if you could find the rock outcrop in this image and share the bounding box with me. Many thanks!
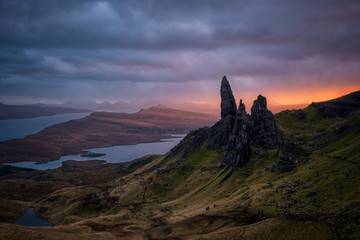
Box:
[220,100,250,168]
[171,76,284,170]
[220,76,237,119]
[207,115,235,150]
[271,141,306,173]
[208,76,238,150]
[217,80,284,169]
[249,95,283,149]
[166,78,359,175]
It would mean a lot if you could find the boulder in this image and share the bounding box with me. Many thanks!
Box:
[271,141,306,173]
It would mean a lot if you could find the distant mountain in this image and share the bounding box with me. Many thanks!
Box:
[59,99,139,113]
[268,100,309,113]
[169,102,219,115]
[0,103,90,120]
[0,105,218,163]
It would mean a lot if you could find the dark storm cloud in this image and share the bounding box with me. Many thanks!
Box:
[0,0,359,103]
[2,0,359,53]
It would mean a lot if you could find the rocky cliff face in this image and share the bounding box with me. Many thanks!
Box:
[220,76,237,119]
[207,116,236,150]
[173,76,285,169]
[207,76,237,149]
[249,95,283,149]
[220,100,250,168]
[217,78,283,168]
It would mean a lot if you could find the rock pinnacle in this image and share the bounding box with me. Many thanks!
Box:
[220,76,237,119]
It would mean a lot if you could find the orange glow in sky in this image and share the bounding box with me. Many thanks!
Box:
[170,85,360,115]
[270,86,360,105]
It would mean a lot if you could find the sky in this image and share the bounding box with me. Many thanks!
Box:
[0,0,359,112]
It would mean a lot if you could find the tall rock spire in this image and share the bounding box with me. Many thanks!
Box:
[220,76,237,119]
[213,78,284,169]
[220,99,250,168]
[249,95,283,149]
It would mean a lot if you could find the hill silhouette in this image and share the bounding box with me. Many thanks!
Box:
[0,103,89,120]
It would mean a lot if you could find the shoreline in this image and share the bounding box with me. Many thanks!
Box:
[0,134,186,164]
[2,135,185,170]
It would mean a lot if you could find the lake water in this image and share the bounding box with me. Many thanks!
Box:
[13,208,52,227]
[0,112,90,141]
[6,135,185,170]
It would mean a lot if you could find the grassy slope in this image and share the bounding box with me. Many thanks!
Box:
[128,106,359,239]
[1,106,359,239]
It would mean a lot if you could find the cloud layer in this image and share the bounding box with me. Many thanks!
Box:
[1,0,359,107]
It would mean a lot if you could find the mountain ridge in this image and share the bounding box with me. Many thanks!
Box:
[0,103,89,120]
[309,90,360,118]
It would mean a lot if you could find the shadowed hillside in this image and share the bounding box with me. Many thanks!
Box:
[309,90,360,118]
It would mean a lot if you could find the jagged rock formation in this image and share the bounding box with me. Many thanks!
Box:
[220,100,250,168]
[271,141,306,173]
[217,81,283,169]
[220,76,237,119]
[207,115,235,150]
[167,76,284,169]
[249,95,283,149]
